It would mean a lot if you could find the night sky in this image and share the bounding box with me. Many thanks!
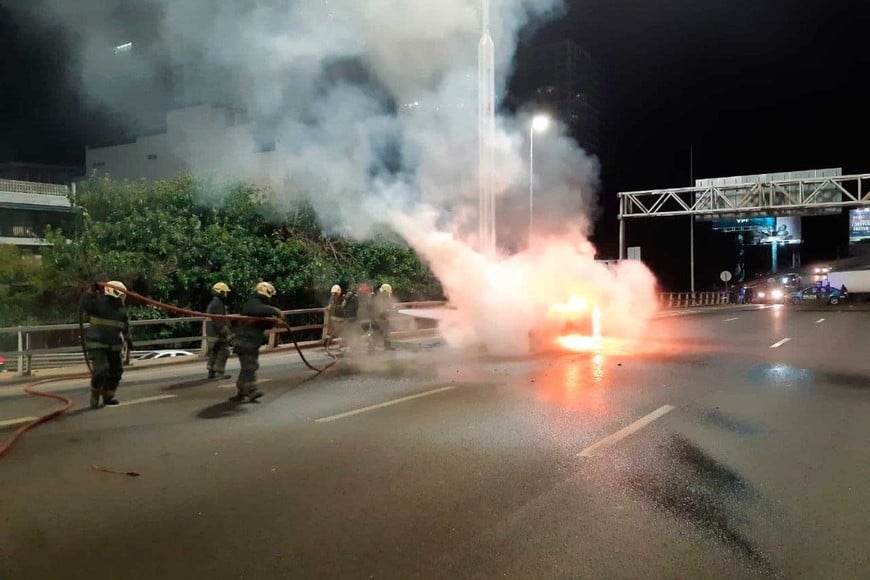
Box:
[1,1,867,289]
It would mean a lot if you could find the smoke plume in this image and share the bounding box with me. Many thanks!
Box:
[15,0,659,354]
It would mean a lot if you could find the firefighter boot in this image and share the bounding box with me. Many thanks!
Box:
[229,380,254,403]
[103,389,120,406]
[90,388,102,409]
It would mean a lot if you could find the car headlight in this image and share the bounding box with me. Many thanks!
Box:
[758,291,766,298]
[772,290,783,299]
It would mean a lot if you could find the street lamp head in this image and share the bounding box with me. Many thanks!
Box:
[532,114,550,133]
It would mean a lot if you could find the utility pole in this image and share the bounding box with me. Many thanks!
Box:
[690,146,695,293]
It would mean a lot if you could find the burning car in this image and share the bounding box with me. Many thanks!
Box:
[530,294,602,353]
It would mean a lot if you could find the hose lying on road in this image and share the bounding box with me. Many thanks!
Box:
[0,375,83,458]
[1,282,337,459]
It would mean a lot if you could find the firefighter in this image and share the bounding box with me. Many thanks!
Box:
[229,282,284,403]
[205,282,232,380]
[374,283,396,350]
[324,284,346,353]
[353,283,375,353]
[82,281,133,408]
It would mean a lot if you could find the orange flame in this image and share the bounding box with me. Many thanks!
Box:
[553,301,602,352]
[549,295,588,315]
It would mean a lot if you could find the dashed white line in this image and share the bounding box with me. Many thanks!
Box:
[0,416,37,428]
[723,317,739,322]
[769,338,792,349]
[578,405,676,458]
[815,318,826,324]
[218,378,272,389]
[315,386,457,423]
[106,394,177,407]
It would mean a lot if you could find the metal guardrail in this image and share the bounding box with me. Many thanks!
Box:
[658,292,730,309]
[0,178,71,196]
[0,301,448,376]
[15,350,160,371]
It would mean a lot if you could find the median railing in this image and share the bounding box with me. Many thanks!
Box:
[658,292,730,309]
[0,301,447,376]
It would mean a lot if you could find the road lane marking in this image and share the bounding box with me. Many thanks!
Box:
[218,378,272,389]
[315,386,457,423]
[0,416,37,428]
[769,338,792,349]
[106,394,177,407]
[578,405,676,458]
[723,317,739,322]
[815,318,826,324]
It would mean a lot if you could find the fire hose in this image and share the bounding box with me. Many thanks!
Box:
[0,282,337,458]
[92,282,338,375]
[0,376,80,458]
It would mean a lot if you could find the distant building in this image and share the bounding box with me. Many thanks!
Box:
[85,104,288,186]
[0,179,79,251]
[508,40,603,154]
[0,162,83,185]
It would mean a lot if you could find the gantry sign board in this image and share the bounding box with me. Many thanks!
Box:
[850,207,870,244]
[618,169,870,221]
[695,168,842,220]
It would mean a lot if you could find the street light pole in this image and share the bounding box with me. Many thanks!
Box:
[529,114,550,248]
[529,124,534,248]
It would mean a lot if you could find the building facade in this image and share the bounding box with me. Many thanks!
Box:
[85,104,288,187]
[0,162,83,185]
[0,179,79,250]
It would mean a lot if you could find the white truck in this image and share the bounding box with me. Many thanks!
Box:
[826,267,870,300]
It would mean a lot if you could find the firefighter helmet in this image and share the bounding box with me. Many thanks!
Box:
[330,284,342,294]
[104,281,127,299]
[212,282,230,296]
[379,283,393,294]
[255,281,276,298]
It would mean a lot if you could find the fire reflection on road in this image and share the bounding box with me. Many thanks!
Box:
[533,355,611,416]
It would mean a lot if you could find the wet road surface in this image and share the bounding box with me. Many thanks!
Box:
[1,306,869,579]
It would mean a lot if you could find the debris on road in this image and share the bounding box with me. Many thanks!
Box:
[91,465,141,477]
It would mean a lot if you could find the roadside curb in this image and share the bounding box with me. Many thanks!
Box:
[656,303,870,317]
[655,305,766,318]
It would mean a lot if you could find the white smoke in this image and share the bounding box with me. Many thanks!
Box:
[390,208,658,355]
[17,0,660,354]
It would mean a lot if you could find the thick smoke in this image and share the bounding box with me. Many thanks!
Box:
[390,207,658,355]
[16,0,659,354]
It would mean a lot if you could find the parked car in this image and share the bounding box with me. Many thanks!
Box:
[754,287,785,304]
[0,354,5,372]
[789,286,844,305]
[137,350,196,360]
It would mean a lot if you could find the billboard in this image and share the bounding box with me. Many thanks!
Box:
[712,216,801,246]
[850,208,870,244]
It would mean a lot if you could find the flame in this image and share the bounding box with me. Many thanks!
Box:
[549,295,588,315]
[554,303,602,352]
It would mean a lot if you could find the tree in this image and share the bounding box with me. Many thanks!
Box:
[9,175,441,325]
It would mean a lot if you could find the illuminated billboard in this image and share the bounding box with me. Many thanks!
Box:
[850,208,870,243]
[712,216,801,246]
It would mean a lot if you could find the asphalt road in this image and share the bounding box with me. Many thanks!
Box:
[1,306,868,579]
